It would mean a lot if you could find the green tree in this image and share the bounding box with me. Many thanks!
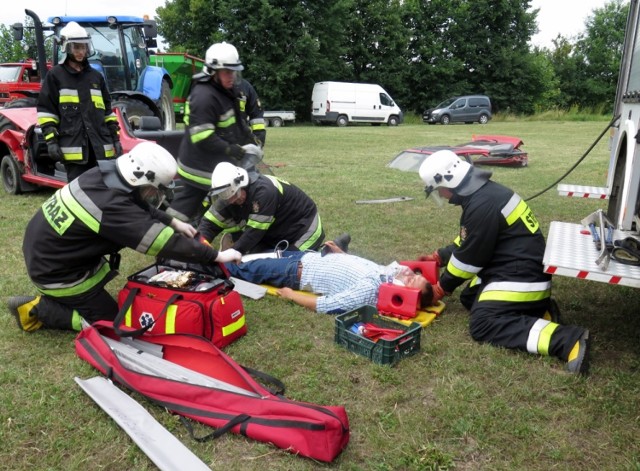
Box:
[573,0,628,111]
[0,20,39,63]
[341,0,408,105]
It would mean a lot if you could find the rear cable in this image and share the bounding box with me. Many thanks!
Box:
[525,114,621,202]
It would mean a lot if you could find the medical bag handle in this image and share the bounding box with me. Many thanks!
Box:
[179,414,251,442]
[241,365,286,396]
[113,287,183,338]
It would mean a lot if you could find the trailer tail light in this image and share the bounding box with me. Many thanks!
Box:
[326,100,330,112]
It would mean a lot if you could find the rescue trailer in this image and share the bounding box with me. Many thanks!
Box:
[543,0,640,287]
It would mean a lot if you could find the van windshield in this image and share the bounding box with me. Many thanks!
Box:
[436,97,457,108]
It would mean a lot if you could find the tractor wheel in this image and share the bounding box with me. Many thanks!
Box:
[159,80,176,130]
[113,97,156,131]
[4,97,38,109]
[1,154,22,195]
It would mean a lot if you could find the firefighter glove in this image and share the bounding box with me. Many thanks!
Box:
[47,142,64,161]
[226,144,245,159]
[431,282,449,305]
[108,123,121,140]
[419,250,442,266]
[215,248,242,264]
[241,143,264,161]
[41,126,59,143]
[113,140,124,157]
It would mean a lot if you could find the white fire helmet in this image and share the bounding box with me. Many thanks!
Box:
[59,22,95,58]
[419,150,491,205]
[116,142,177,206]
[209,162,248,201]
[203,42,244,75]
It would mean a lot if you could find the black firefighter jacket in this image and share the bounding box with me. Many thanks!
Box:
[176,75,259,190]
[37,61,119,164]
[198,174,323,254]
[437,180,550,297]
[23,164,219,298]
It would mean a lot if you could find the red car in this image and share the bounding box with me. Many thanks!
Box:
[0,61,51,107]
[387,134,528,172]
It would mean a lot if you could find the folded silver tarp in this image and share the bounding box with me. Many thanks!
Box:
[75,376,211,471]
[100,335,261,398]
[229,276,268,299]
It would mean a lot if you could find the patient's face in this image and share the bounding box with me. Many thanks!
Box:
[396,269,430,294]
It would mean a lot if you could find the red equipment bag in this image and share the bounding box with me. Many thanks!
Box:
[75,321,350,462]
[115,262,246,348]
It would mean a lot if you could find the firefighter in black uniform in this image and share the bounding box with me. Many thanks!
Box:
[7,142,241,333]
[418,150,590,375]
[37,22,123,182]
[198,162,324,254]
[167,41,266,223]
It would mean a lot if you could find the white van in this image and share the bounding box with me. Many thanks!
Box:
[311,81,403,126]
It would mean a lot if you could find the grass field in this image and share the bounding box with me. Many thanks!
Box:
[1,120,639,470]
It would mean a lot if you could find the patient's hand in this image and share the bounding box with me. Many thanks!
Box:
[277,287,295,299]
[323,240,344,254]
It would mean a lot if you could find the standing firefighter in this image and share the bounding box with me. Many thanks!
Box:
[167,41,265,223]
[37,21,123,182]
[7,142,241,333]
[418,150,590,375]
[198,162,324,254]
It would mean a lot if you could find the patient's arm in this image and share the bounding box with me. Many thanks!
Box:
[276,287,318,311]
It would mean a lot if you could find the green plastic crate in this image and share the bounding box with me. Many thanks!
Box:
[334,305,421,366]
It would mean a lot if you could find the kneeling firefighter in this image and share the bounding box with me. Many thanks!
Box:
[8,142,241,332]
[418,150,591,375]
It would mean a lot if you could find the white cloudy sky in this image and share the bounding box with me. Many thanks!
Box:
[0,0,615,49]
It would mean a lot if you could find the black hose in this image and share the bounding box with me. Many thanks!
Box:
[525,114,621,201]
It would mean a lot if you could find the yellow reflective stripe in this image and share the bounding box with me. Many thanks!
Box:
[146,226,175,256]
[478,288,551,302]
[191,129,214,143]
[265,175,284,194]
[90,90,105,109]
[42,191,75,236]
[125,306,132,326]
[453,236,461,246]
[165,304,178,333]
[537,322,558,356]
[218,115,236,128]
[446,261,476,280]
[527,318,559,355]
[60,95,80,104]
[59,184,100,233]
[246,219,271,231]
[298,216,324,251]
[252,123,266,131]
[177,167,212,186]
[203,210,230,229]
[222,315,245,337]
[505,198,528,226]
[37,262,111,297]
[478,281,552,302]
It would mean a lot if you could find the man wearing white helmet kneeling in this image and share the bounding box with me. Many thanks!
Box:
[418,150,591,375]
[8,142,241,333]
[197,162,324,254]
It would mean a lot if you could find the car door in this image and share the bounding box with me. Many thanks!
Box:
[450,98,467,122]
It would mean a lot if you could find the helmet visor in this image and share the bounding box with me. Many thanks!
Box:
[424,184,445,207]
[208,184,238,202]
[65,39,95,58]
